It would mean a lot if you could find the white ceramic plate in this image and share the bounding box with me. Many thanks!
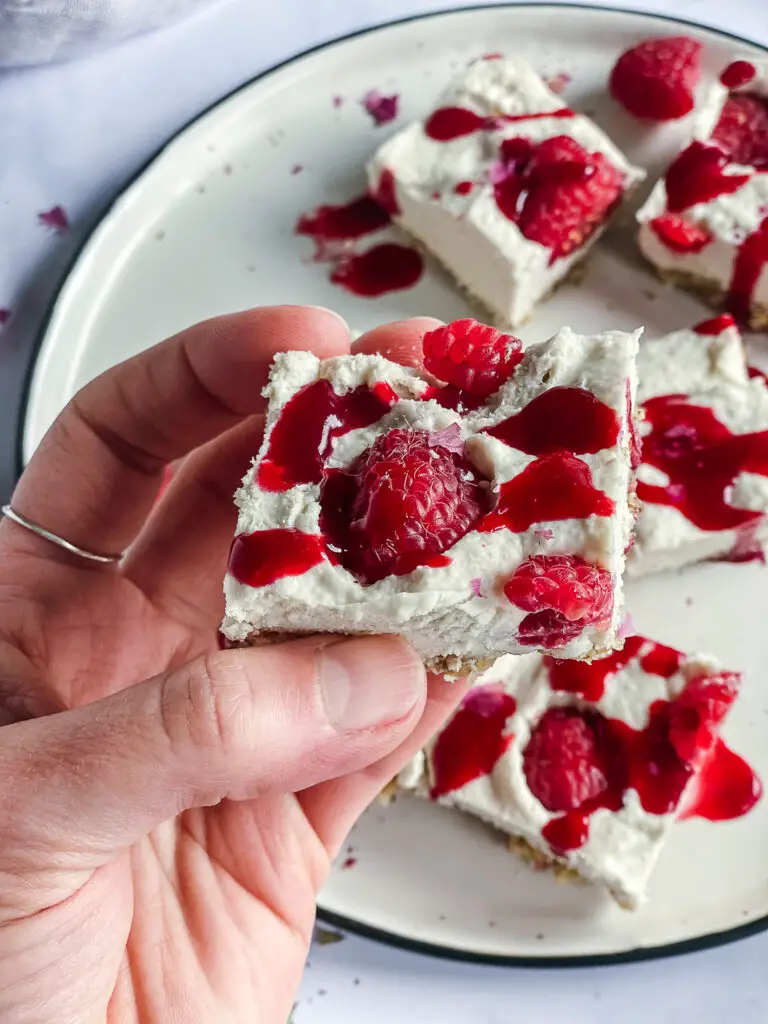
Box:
[21,4,768,964]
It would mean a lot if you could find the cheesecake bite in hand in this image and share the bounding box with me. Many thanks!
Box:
[221,318,640,672]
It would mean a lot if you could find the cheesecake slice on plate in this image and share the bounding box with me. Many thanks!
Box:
[367,56,645,327]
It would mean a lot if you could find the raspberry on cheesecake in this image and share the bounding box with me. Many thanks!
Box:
[366,56,645,327]
[220,319,640,672]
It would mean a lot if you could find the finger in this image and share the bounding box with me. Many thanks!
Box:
[122,415,265,625]
[0,636,426,867]
[126,316,443,623]
[299,673,470,855]
[6,306,350,561]
[351,316,442,369]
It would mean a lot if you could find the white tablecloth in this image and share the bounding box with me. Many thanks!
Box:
[2,1,766,1020]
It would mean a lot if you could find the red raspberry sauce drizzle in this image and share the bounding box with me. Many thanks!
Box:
[719,60,756,89]
[430,685,517,798]
[296,195,390,255]
[484,386,619,454]
[638,394,768,531]
[424,106,574,141]
[228,529,326,586]
[679,740,762,821]
[542,681,758,854]
[662,142,750,213]
[692,313,736,335]
[370,168,400,215]
[479,452,615,533]
[296,186,423,297]
[545,635,682,703]
[257,379,397,491]
[728,216,768,324]
[331,244,424,296]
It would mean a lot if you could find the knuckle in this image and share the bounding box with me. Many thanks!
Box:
[160,653,252,755]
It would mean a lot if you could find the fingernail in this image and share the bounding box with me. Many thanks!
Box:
[307,306,350,333]
[319,637,425,731]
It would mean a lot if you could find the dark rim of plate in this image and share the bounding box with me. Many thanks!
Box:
[9,2,768,967]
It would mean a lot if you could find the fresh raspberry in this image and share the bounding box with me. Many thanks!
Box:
[711,94,768,170]
[516,609,587,649]
[524,708,608,811]
[508,136,624,262]
[609,36,702,121]
[422,318,524,397]
[649,213,712,254]
[504,554,613,623]
[320,428,487,584]
[667,672,739,762]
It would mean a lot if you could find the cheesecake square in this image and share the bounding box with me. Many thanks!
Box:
[398,637,753,908]
[367,56,645,327]
[221,320,640,671]
[630,314,768,574]
[637,58,768,329]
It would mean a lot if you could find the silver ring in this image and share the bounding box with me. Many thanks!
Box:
[1,505,124,564]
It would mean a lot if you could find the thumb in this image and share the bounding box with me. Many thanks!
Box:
[0,636,425,860]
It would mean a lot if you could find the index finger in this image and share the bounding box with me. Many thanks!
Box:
[7,306,350,560]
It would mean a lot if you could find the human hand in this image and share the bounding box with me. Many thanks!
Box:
[0,307,468,1023]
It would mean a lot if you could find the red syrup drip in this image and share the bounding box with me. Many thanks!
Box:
[484,386,619,455]
[228,528,326,587]
[663,142,750,213]
[330,243,424,296]
[423,105,574,141]
[546,637,681,702]
[422,383,487,413]
[296,193,391,255]
[638,394,768,531]
[749,365,768,385]
[727,216,768,325]
[542,812,590,852]
[679,738,762,821]
[257,379,397,491]
[454,180,474,195]
[692,313,737,335]
[371,168,400,215]
[478,452,615,534]
[430,685,517,798]
[720,60,757,89]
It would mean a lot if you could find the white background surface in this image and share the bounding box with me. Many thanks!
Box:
[2,0,768,1021]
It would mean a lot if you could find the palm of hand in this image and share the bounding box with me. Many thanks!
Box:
[1,546,320,1022]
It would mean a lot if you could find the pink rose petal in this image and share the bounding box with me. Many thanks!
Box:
[470,577,483,597]
[533,528,554,540]
[428,423,464,453]
[38,205,69,232]
[362,89,399,127]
